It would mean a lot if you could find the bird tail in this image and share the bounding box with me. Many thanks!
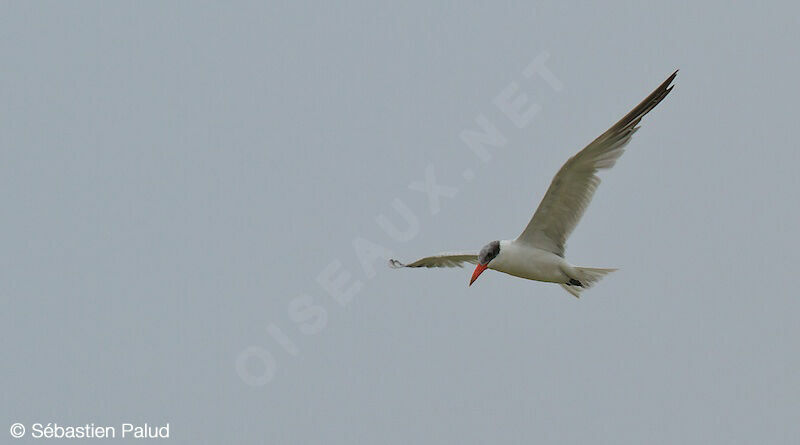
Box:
[560,267,618,298]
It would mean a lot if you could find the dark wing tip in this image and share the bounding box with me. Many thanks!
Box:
[610,70,678,134]
[663,69,679,86]
[388,259,406,268]
[661,70,678,96]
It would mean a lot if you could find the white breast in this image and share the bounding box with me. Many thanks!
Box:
[488,240,571,283]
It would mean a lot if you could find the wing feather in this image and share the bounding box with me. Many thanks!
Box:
[517,70,677,256]
[388,252,478,269]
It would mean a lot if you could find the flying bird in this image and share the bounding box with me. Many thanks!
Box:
[389,70,677,297]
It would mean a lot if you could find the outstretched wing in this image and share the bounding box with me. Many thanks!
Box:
[388,252,478,269]
[517,70,677,256]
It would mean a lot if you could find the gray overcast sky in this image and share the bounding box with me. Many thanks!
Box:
[2,2,799,444]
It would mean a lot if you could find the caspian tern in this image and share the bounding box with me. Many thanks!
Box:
[389,70,677,297]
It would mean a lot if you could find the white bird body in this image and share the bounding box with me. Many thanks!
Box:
[390,71,676,297]
[488,240,569,284]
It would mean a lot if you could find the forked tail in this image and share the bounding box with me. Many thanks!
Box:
[560,267,618,298]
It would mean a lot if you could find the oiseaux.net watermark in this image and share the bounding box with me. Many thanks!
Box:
[9,422,169,439]
[236,51,564,388]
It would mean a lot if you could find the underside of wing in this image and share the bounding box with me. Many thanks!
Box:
[517,70,678,256]
[388,252,478,269]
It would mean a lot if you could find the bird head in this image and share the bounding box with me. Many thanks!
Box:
[470,240,500,286]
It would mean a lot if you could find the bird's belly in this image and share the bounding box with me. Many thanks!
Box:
[489,246,569,283]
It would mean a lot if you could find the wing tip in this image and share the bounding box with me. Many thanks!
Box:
[388,259,406,268]
[664,69,679,91]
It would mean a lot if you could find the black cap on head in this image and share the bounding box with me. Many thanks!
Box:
[477,240,500,265]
